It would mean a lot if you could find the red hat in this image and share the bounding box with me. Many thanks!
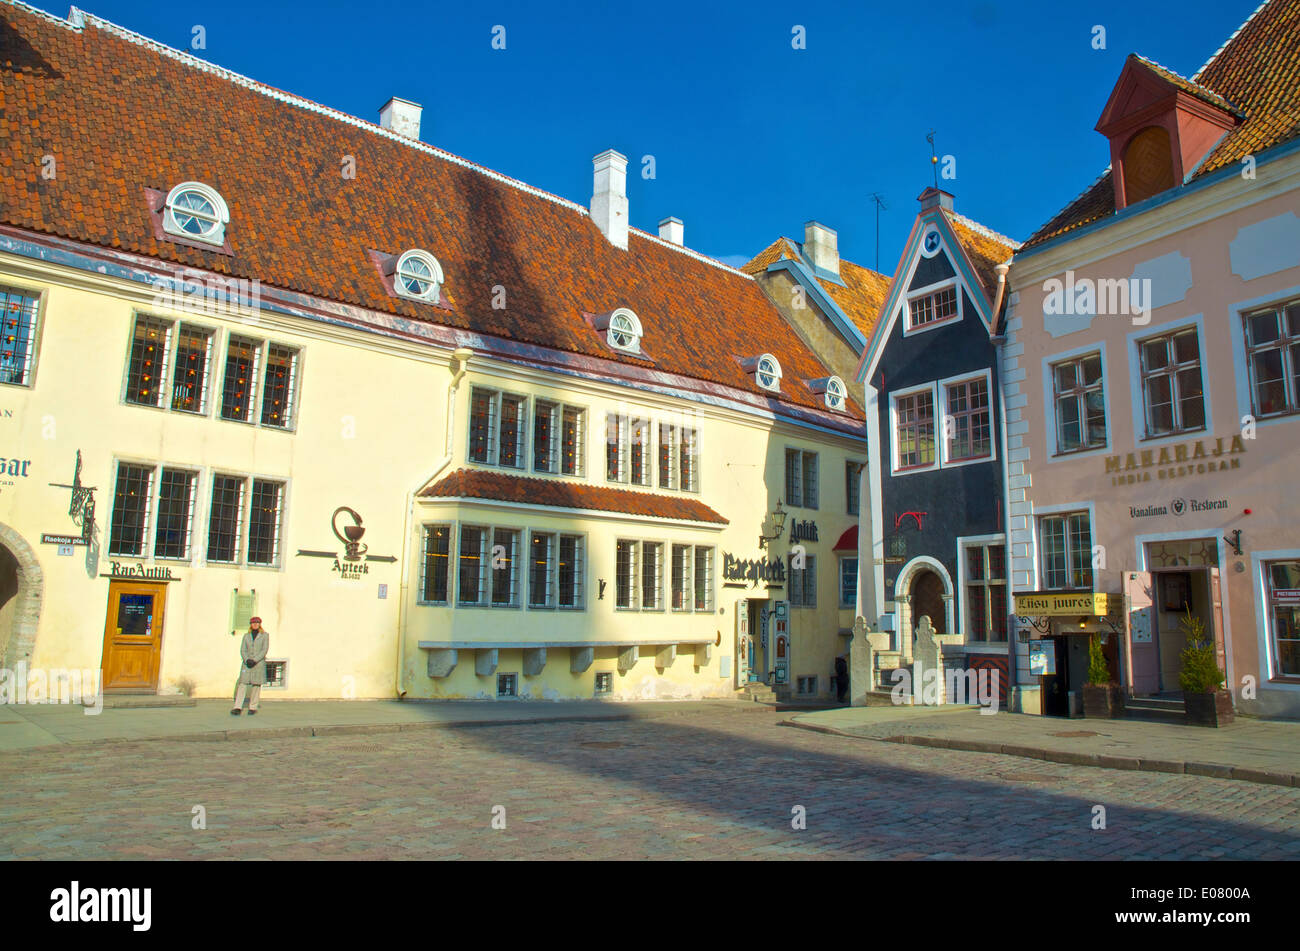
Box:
[249,617,262,624]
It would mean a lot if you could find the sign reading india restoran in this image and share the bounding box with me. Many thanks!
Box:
[1014,592,1110,616]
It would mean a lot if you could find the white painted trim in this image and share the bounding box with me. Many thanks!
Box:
[937,368,997,468]
[903,277,962,338]
[1249,548,1300,689]
[1228,283,1300,428]
[895,555,956,638]
[1027,500,1098,593]
[1040,340,1112,461]
[889,380,940,475]
[1125,313,1214,447]
[956,533,1009,646]
[863,381,886,621]
[414,495,726,531]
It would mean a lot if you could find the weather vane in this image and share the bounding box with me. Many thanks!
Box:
[926,130,939,188]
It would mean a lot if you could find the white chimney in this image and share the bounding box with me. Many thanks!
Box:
[590,149,629,250]
[658,216,684,245]
[379,97,422,140]
[804,221,839,277]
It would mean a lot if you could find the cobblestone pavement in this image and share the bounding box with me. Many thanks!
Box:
[2,707,1298,860]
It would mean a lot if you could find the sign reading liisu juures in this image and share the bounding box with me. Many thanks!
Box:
[1105,435,1246,486]
[1014,592,1109,616]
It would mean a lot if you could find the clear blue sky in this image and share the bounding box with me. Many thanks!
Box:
[48,0,1261,273]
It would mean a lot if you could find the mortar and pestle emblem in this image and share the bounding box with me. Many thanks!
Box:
[332,506,368,561]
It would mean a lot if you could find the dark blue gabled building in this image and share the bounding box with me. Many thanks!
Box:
[853,188,1020,694]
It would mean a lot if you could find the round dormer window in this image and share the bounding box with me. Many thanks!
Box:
[163,181,229,246]
[825,376,846,411]
[756,354,781,391]
[394,249,444,302]
[607,308,642,353]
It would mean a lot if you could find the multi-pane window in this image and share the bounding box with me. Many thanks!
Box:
[1052,353,1106,452]
[220,336,261,422]
[945,376,991,461]
[659,424,701,492]
[839,557,858,608]
[785,449,819,508]
[528,532,554,607]
[489,528,520,607]
[615,540,637,609]
[125,316,174,407]
[693,546,714,611]
[206,475,246,564]
[680,427,700,492]
[895,390,935,469]
[1040,513,1093,590]
[1244,300,1300,418]
[671,544,692,610]
[0,285,41,386]
[641,542,663,610]
[558,535,583,608]
[171,325,213,414]
[606,415,650,485]
[457,525,487,605]
[965,544,1008,641]
[153,468,198,559]
[789,554,817,606]
[260,344,299,429]
[1265,561,1300,678]
[468,388,526,468]
[420,524,452,604]
[908,285,958,329]
[246,479,285,566]
[108,463,155,556]
[1139,328,1204,436]
[846,461,864,515]
[533,402,585,475]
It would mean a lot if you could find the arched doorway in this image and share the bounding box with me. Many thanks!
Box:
[0,523,43,668]
[911,569,946,636]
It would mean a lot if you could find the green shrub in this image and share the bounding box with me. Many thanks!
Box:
[1085,635,1111,686]
[1177,609,1225,694]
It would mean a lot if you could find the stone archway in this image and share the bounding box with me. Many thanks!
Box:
[894,556,954,664]
[0,523,43,668]
[911,570,946,636]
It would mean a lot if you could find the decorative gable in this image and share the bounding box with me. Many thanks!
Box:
[1095,54,1241,210]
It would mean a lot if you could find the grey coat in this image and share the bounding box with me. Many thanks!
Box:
[238,629,270,686]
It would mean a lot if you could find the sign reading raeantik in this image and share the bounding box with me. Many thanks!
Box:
[101,562,181,582]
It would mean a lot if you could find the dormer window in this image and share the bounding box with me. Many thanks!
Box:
[605,307,642,353]
[755,354,781,392]
[163,182,229,246]
[1121,126,1176,205]
[824,376,846,411]
[394,249,444,303]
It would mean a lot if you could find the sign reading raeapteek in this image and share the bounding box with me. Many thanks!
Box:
[723,553,786,586]
[1014,592,1110,616]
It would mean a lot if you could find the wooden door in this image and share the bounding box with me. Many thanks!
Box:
[101,581,166,691]
[1126,571,1158,695]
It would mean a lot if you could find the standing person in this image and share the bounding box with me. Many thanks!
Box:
[232,617,269,715]
[834,654,849,703]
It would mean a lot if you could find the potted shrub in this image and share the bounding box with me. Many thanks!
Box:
[1178,609,1233,727]
[1082,634,1124,718]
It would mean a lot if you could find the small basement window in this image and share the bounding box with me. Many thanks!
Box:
[797,675,818,695]
[163,181,230,246]
[594,671,613,695]
[394,249,444,303]
[264,660,288,689]
[497,672,518,697]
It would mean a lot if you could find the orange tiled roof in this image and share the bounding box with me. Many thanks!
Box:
[0,2,861,421]
[944,210,1019,302]
[1024,0,1300,249]
[743,238,892,338]
[418,469,729,524]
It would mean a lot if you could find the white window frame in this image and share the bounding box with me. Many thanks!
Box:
[162,181,230,246]
[938,369,996,468]
[671,543,693,612]
[1036,511,1094,592]
[606,307,643,353]
[1042,342,1112,461]
[904,278,961,336]
[1128,315,1210,443]
[615,538,639,610]
[957,534,1009,644]
[1231,287,1300,430]
[784,447,819,509]
[846,459,865,516]
[532,400,586,476]
[418,522,454,606]
[839,555,858,609]
[456,524,490,606]
[393,249,445,303]
[824,375,847,411]
[890,381,939,474]
[468,387,528,469]
[0,283,45,388]
[755,353,782,392]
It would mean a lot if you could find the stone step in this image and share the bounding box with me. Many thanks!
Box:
[1124,697,1185,724]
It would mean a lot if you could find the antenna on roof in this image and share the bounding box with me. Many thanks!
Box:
[868,193,888,273]
[926,130,939,189]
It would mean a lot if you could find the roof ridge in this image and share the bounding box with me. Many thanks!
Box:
[23,3,762,282]
[945,209,1022,250]
[1192,0,1271,81]
[1131,52,1237,111]
[1022,165,1112,247]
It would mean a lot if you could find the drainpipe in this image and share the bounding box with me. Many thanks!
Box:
[395,347,474,698]
[988,262,1018,708]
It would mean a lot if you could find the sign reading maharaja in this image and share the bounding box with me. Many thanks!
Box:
[1106,435,1246,486]
[1014,592,1110,616]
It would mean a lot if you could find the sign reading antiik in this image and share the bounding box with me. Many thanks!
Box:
[723,553,787,586]
[1105,435,1246,486]
[788,520,818,544]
